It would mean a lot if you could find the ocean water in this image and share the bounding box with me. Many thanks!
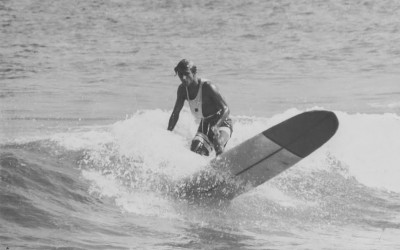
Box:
[1,0,400,249]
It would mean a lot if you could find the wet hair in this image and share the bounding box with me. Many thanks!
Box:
[174,59,197,75]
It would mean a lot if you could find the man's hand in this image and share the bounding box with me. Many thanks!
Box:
[211,126,220,140]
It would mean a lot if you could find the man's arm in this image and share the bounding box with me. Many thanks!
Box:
[206,83,230,128]
[167,85,185,131]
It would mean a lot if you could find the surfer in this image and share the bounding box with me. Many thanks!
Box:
[167,59,233,156]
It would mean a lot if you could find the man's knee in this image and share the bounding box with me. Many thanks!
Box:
[213,130,230,156]
[219,130,230,145]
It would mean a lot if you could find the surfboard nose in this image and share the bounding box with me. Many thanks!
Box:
[262,110,339,158]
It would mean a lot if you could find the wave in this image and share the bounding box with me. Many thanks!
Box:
[2,108,400,224]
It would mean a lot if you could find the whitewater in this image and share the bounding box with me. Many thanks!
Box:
[2,109,400,249]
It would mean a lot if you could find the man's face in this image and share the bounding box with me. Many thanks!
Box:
[178,71,195,86]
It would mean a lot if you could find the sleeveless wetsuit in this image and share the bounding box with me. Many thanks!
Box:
[186,81,204,121]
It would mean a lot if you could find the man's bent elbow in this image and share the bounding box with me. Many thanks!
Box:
[222,105,230,117]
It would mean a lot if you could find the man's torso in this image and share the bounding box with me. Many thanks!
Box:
[184,79,221,119]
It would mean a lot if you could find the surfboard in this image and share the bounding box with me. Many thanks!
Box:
[175,110,339,203]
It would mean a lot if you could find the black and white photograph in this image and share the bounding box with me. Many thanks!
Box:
[1,0,400,249]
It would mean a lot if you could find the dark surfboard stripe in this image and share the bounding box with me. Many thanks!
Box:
[262,110,339,158]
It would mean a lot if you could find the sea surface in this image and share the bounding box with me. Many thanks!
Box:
[1,0,400,249]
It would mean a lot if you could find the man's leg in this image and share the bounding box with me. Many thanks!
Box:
[213,127,231,155]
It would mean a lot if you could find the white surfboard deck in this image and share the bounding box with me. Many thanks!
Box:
[175,110,339,202]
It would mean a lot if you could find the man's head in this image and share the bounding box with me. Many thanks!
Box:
[174,59,197,76]
[174,59,197,86]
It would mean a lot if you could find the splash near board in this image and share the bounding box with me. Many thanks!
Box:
[176,110,339,202]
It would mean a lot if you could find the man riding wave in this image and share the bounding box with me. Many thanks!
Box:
[167,59,233,156]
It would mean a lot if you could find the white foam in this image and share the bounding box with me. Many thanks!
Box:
[369,101,400,109]
[253,184,317,208]
[82,170,122,197]
[81,169,178,218]
[51,129,114,151]
[110,109,207,179]
[54,108,400,208]
[328,111,400,192]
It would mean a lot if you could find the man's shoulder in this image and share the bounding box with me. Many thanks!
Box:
[201,79,218,92]
[176,84,186,97]
[177,83,186,91]
[200,78,212,85]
